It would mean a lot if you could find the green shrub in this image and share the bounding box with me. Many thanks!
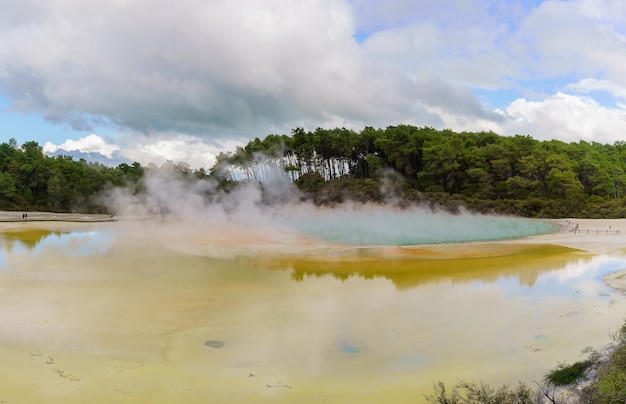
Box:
[587,345,626,403]
[544,360,592,386]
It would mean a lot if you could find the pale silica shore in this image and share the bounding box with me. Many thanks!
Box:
[0,211,117,222]
[512,218,626,255]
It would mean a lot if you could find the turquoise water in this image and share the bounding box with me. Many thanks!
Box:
[291,208,557,245]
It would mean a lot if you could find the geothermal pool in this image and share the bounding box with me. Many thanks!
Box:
[0,216,625,403]
[289,207,558,245]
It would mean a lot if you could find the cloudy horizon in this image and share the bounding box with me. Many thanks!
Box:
[1,0,626,168]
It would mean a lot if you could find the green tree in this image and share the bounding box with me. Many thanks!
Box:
[0,171,17,207]
[422,134,463,193]
[46,174,66,210]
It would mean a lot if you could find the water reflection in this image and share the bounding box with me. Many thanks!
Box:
[0,228,112,257]
[253,244,584,289]
[0,228,69,250]
[164,244,626,401]
[0,225,625,404]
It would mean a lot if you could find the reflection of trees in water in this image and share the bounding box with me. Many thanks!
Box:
[259,244,585,289]
[1,229,69,251]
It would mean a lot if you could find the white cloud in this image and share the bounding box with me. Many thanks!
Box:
[116,133,245,169]
[2,0,626,160]
[566,78,626,99]
[43,134,119,158]
[42,133,243,169]
[501,92,626,143]
[515,0,626,82]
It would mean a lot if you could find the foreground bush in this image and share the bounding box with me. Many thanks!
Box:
[585,346,626,402]
[583,323,626,403]
[544,360,592,386]
[426,321,626,404]
[424,380,534,404]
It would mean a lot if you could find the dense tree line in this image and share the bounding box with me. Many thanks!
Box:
[4,125,626,218]
[0,138,145,212]
[215,125,626,218]
[0,138,222,213]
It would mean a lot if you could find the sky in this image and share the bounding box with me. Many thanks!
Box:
[1,0,626,169]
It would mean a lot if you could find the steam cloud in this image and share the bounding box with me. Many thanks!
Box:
[102,167,556,248]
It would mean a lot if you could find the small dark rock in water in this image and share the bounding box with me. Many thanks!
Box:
[204,340,224,348]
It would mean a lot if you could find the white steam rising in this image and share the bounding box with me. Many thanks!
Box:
[103,165,302,245]
[103,169,556,247]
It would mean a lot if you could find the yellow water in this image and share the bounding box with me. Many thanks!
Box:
[0,222,624,403]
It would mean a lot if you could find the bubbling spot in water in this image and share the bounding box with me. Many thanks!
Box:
[290,208,557,246]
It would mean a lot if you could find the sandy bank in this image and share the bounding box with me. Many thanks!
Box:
[505,218,626,255]
[0,211,116,223]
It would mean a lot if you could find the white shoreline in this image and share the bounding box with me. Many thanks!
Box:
[507,218,626,256]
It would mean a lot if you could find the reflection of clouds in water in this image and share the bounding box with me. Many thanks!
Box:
[536,255,626,297]
[490,255,626,302]
[469,255,626,328]
[246,276,481,371]
[7,231,113,256]
[260,257,626,375]
[64,232,113,256]
[541,255,620,283]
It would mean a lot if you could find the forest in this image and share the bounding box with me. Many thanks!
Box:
[215,126,626,217]
[2,125,626,218]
